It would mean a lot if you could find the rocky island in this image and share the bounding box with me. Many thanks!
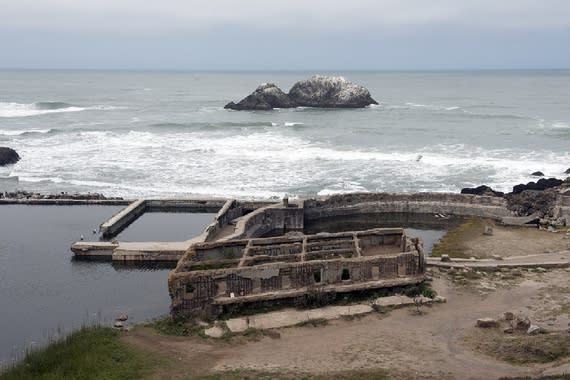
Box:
[0,147,20,166]
[225,75,378,110]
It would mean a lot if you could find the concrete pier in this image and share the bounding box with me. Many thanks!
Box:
[100,199,146,238]
[71,241,196,262]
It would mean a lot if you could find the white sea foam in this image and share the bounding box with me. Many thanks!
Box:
[551,121,569,129]
[284,122,304,127]
[0,129,53,136]
[0,102,125,118]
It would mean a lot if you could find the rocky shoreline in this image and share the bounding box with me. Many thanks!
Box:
[462,177,570,227]
[0,191,129,205]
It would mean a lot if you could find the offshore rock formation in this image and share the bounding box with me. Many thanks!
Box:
[289,75,378,108]
[0,147,20,166]
[224,75,378,110]
[224,83,295,111]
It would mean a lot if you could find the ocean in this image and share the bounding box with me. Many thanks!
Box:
[0,70,569,199]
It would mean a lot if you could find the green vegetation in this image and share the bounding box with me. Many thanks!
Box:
[194,368,389,379]
[147,314,204,337]
[0,326,162,380]
[468,330,570,364]
[432,218,493,258]
[403,282,437,299]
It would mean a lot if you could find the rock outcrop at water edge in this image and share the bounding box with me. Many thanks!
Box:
[460,185,504,197]
[224,75,378,110]
[0,147,20,166]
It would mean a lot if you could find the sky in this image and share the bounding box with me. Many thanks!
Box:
[1,0,569,70]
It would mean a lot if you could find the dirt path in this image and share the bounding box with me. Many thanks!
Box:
[124,269,570,379]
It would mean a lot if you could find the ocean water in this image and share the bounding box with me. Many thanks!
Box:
[0,70,569,199]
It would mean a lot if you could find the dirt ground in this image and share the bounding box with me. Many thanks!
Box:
[124,267,570,380]
[463,226,570,259]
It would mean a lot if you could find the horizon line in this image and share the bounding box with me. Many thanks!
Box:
[1,67,569,73]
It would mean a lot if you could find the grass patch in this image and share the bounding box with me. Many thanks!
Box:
[193,368,389,379]
[467,330,570,364]
[147,314,203,337]
[0,326,162,380]
[432,218,493,258]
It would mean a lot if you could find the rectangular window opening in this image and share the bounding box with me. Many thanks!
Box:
[313,270,322,284]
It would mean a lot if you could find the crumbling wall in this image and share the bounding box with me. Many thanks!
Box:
[169,250,424,317]
[225,204,304,240]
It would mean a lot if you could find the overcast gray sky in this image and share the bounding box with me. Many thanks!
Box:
[1,0,569,70]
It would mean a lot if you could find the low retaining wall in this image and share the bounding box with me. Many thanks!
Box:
[303,192,511,222]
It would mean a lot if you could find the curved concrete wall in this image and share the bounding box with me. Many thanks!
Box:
[303,192,511,222]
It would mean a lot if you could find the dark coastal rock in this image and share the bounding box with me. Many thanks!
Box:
[565,168,570,174]
[460,185,504,197]
[224,75,377,110]
[531,171,544,177]
[288,75,378,108]
[0,190,123,201]
[224,83,295,111]
[0,147,20,166]
[511,178,563,194]
[506,189,558,217]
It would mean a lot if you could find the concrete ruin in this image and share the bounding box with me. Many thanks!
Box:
[168,192,513,317]
[67,190,570,317]
[169,228,425,318]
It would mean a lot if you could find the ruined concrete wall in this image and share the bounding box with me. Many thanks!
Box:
[303,192,511,221]
[169,250,423,316]
[225,204,304,240]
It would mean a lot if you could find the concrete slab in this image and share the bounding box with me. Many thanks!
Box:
[373,295,432,307]
[225,318,249,333]
[204,326,224,338]
[248,310,307,330]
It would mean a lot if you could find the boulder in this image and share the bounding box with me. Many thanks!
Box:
[511,178,563,194]
[113,321,124,329]
[0,147,20,166]
[225,75,377,110]
[503,311,515,321]
[527,325,541,335]
[224,83,295,110]
[289,75,378,108]
[515,316,531,331]
[476,318,499,328]
[531,171,545,177]
[460,185,504,197]
[204,326,225,338]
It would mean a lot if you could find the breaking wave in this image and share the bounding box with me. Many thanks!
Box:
[0,102,125,118]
